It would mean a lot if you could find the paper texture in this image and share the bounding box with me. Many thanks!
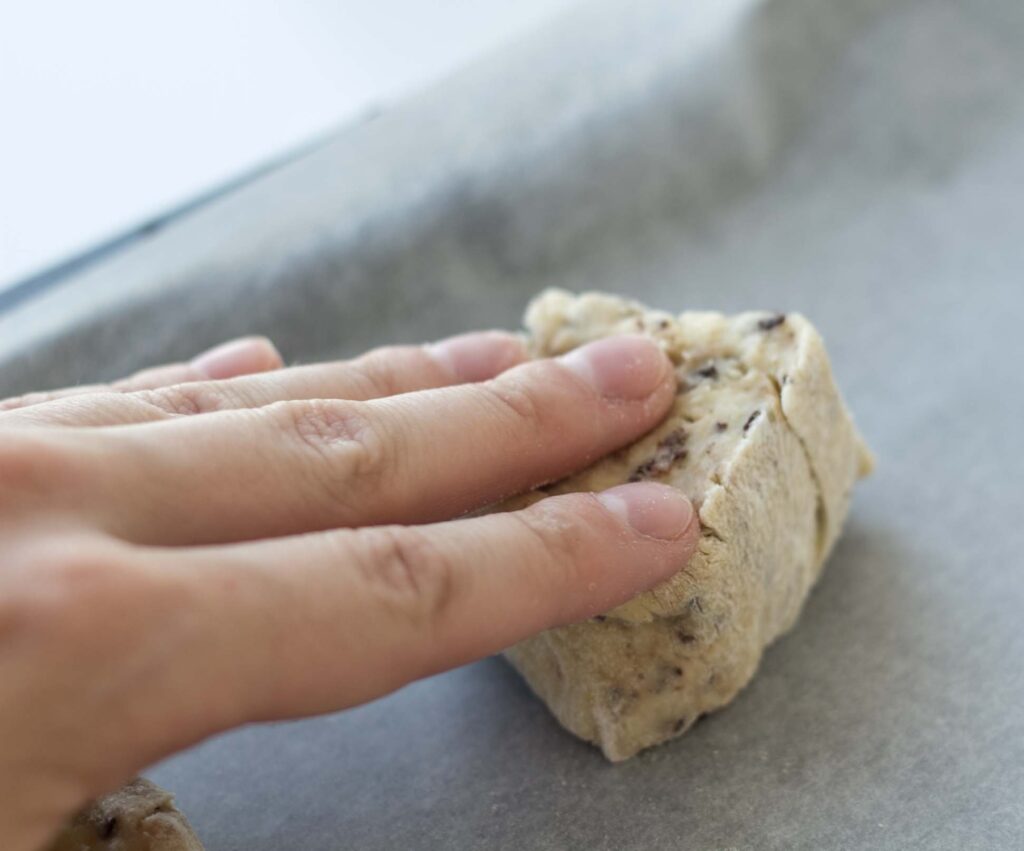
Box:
[3,0,1022,846]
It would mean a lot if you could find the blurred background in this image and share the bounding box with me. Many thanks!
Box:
[2,1,1023,848]
[0,0,578,289]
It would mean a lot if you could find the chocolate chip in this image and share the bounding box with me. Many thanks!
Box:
[757,313,786,331]
[99,817,118,839]
[671,666,683,676]
[675,630,696,644]
[593,615,607,622]
[695,364,718,380]
[657,319,670,329]
[743,410,761,433]
[629,428,689,481]
[715,421,727,432]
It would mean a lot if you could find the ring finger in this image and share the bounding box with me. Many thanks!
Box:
[0,336,283,418]
[0,331,524,428]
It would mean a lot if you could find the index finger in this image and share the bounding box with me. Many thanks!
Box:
[145,483,699,725]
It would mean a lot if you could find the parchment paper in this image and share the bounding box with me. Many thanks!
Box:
[3,0,1022,847]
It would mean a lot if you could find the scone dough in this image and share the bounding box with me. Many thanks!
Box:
[47,778,203,851]
[500,290,873,761]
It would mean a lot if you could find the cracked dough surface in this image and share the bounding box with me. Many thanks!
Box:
[500,290,872,761]
[46,778,203,851]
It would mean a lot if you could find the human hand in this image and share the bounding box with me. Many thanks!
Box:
[0,330,698,850]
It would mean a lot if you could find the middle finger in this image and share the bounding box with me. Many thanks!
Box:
[62,336,676,545]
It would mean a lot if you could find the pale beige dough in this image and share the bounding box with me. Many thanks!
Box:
[500,289,873,761]
[46,778,203,851]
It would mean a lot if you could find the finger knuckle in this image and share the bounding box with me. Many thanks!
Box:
[0,540,181,799]
[279,399,391,507]
[354,527,457,627]
[0,392,46,412]
[478,374,548,435]
[287,399,383,468]
[480,359,591,439]
[2,543,141,641]
[515,498,591,586]
[352,346,414,397]
[284,398,363,450]
[36,553,121,612]
[0,434,82,510]
[136,383,225,417]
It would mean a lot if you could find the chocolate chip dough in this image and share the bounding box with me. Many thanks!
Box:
[499,290,872,760]
[46,778,203,851]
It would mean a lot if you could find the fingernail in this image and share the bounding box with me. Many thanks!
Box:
[191,337,283,379]
[597,483,694,541]
[427,331,527,383]
[561,336,669,400]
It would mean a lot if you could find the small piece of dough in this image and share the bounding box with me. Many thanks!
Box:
[500,290,873,761]
[46,778,203,851]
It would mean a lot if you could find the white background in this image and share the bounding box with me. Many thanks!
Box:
[0,1,578,289]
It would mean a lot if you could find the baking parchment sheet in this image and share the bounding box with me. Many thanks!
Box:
[3,0,1022,847]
